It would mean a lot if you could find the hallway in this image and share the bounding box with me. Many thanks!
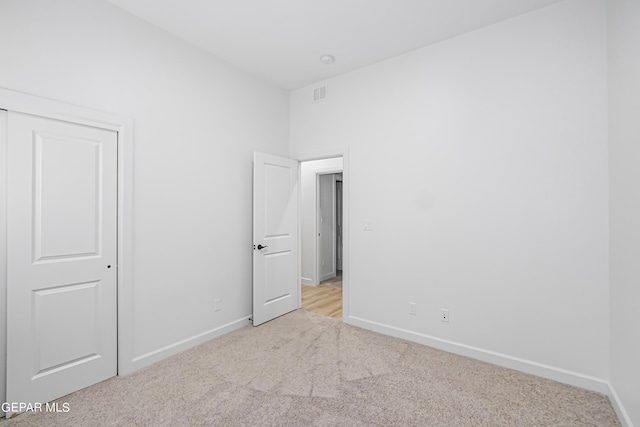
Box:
[301,271,342,319]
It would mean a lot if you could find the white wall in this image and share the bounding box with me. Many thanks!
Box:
[300,158,343,285]
[291,0,609,387]
[609,0,640,424]
[0,0,289,392]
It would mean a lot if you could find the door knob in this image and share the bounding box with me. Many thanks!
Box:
[257,244,268,250]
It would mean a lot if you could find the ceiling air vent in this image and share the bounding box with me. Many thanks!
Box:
[312,85,328,103]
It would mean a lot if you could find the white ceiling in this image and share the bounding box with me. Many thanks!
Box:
[107,0,563,90]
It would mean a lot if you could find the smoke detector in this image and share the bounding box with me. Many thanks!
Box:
[319,54,335,64]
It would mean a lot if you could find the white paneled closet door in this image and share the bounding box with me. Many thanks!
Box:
[6,111,117,414]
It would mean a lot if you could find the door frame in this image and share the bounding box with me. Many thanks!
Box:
[298,150,350,321]
[316,172,339,284]
[335,177,343,271]
[0,88,136,403]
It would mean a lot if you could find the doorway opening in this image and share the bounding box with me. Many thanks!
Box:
[299,157,344,320]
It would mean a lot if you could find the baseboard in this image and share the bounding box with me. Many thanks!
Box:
[345,315,610,395]
[320,272,336,282]
[301,277,314,286]
[128,316,251,372]
[607,382,634,427]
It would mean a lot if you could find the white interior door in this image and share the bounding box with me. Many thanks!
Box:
[6,112,117,411]
[252,152,299,326]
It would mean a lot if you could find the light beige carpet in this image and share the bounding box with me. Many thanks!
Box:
[3,310,619,426]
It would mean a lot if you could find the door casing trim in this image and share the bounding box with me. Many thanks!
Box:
[0,88,136,390]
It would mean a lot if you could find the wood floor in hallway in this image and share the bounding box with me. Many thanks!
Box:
[301,285,342,319]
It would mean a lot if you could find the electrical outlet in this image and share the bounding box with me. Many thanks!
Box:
[214,298,221,312]
[441,309,449,322]
[409,302,416,315]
